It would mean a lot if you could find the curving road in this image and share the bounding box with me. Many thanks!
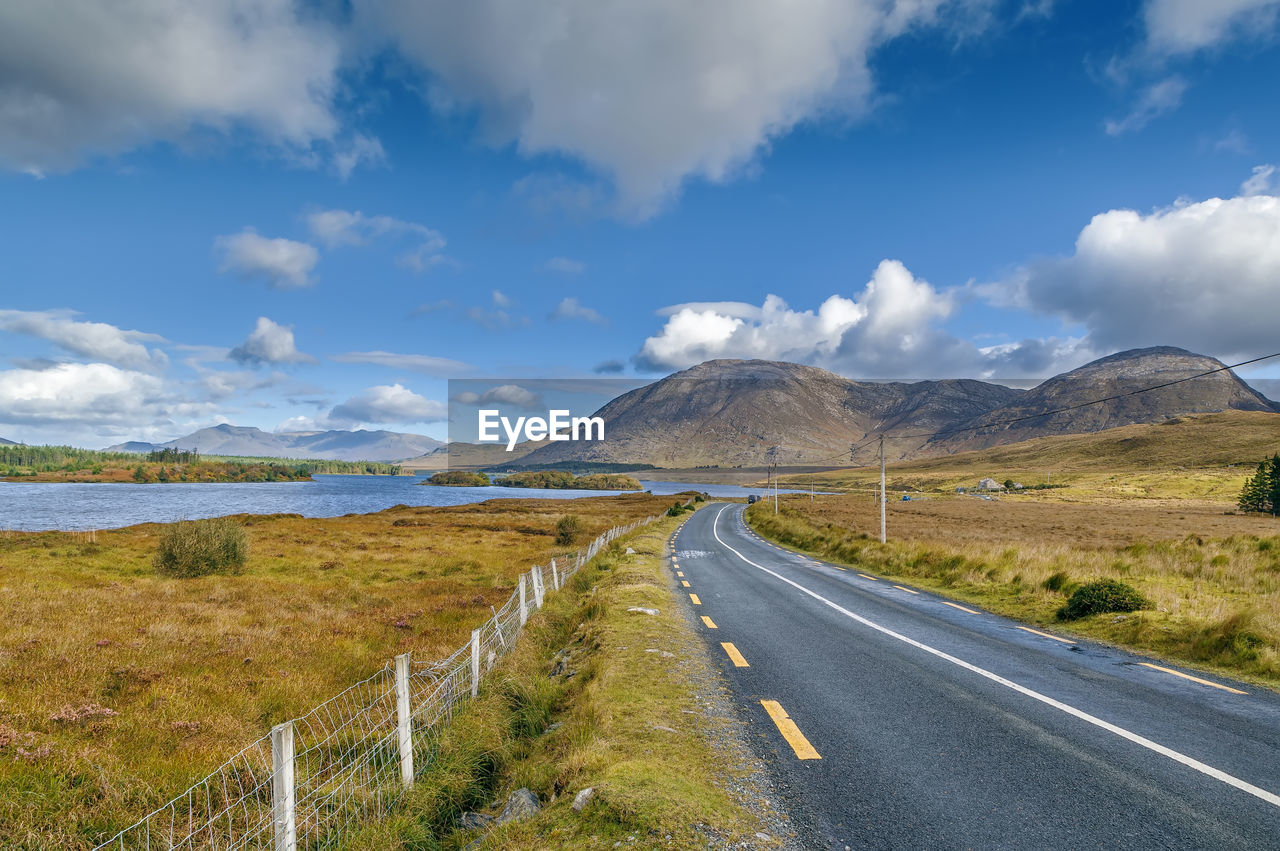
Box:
[670,503,1280,849]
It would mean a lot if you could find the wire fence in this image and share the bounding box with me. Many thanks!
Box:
[95,513,662,850]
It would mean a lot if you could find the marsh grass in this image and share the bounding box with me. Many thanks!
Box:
[0,493,678,848]
[747,495,1280,688]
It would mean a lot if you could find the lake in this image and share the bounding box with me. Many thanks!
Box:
[0,475,787,531]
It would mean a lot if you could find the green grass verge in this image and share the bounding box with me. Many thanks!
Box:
[341,510,769,849]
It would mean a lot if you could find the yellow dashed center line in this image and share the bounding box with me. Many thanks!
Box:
[759,700,821,760]
[701,615,718,629]
[1139,662,1248,695]
[893,585,920,595]
[1016,626,1075,645]
[858,574,878,581]
[676,571,684,577]
[689,593,701,605]
[681,580,691,588]
[721,642,750,667]
[942,601,979,614]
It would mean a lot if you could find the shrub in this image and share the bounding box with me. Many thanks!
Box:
[555,514,584,546]
[1041,570,1072,593]
[1057,579,1150,620]
[154,518,248,578]
[665,502,686,517]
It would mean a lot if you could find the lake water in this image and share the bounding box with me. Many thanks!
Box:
[0,475,786,531]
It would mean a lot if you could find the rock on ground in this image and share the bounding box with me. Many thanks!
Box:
[497,787,540,824]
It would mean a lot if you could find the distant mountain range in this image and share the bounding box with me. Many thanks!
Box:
[0,437,15,446]
[513,346,1278,468]
[105,424,443,463]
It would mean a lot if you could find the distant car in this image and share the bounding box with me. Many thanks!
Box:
[747,494,759,504]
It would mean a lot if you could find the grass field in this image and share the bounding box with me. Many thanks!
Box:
[0,493,682,848]
[775,410,1280,501]
[746,494,1280,689]
[345,510,781,849]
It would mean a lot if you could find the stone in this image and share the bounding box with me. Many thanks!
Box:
[572,786,595,811]
[625,547,636,554]
[627,606,660,616]
[458,811,493,831]
[496,787,540,824]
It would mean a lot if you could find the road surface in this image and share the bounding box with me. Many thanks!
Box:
[671,503,1280,849]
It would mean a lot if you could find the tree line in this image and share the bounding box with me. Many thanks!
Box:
[1238,455,1280,515]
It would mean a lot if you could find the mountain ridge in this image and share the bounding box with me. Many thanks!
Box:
[105,424,442,463]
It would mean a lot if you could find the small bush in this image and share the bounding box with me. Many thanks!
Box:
[154,518,248,578]
[1057,579,1150,620]
[1042,570,1071,593]
[555,514,584,546]
[665,502,686,517]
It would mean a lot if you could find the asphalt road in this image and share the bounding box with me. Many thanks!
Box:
[671,503,1280,850]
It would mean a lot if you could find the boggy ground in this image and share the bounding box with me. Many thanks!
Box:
[0,492,682,848]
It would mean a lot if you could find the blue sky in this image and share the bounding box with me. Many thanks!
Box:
[1,0,1279,447]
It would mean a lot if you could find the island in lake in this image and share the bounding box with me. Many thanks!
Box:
[423,470,643,491]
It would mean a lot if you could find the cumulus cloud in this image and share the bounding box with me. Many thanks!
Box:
[1142,0,1280,55]
[333,134,387,180]
[229,317,315,366]
[996,189,1280,362]
[328,384,447,426]
[0,309,167,370]
[550,297,606,325]
[332,350,471,376]
[216,230,319,289]
[1104,76,1186,135]
[0,1,344,174]
[357,0,997,216]
[638,260,964,375]
[451,384,545,410]
[546,257,586,274]
[0,362,213,442]
[305,209,448,273]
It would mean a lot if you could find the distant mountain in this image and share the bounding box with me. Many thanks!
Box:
[518,360,1022,467]
[106,424,443,463]
[0,437,16,445]
[513,347,1278,468]
[926,347,1278,454]
[399,439,550,471]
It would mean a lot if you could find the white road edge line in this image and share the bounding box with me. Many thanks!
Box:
[712,506,1279,810]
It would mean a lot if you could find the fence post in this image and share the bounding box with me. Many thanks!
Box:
[470,629,481,698]
[551,558,560,591]
[395,654,413,788]
[270,722,296,851]
[532,566,545,608]
[519,574,528,626]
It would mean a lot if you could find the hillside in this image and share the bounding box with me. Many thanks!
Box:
[926,347,1277,454]
[399,439,549,471]
[107,424,442,463]
[777,410,1280,500]
[515,347,1274,469]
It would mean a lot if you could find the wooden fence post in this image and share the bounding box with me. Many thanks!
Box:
[395,654,413,787]
[551,558,560,591]
[270,722,296,851]
[470,630,481,698]
[519,574,528,626]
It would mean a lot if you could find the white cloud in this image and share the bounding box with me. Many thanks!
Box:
[638,260,963,375]
[328,384,447,426]
[1104,76,1186,136]
[332,350,471,376]
[305,208,447,271]
[546,257,586,274]
[0,1,343,174]
[357,0,998,216]
[997,189,1280,362]
[550,297,606,325]
[1143,0,1280,55]
[1242,164,1277,196]
[229,317,315,366]
[333,134,387,180]
[0,309,167,370]
[491,290,511,308]
[216,230,319,289]
[452,384,544,410]
[0,362,213,443]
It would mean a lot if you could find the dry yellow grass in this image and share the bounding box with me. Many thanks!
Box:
[748,494,1280,689]
[0,493,680,848]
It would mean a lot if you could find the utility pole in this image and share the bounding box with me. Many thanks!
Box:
[767,445,780,514]
[879,433,886,544]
